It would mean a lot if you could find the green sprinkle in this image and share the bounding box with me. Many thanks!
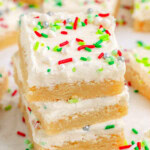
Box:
[28,143,34,149]
[95,40,103,45]
[80,57,87,61]
[81,22,86,26]
[96,29,103,34]
[72,67,76,72]
[135,2,140,9]
[5,105,12,111]
[145,146,149,150]
[132,128,138,134]
[134,90,139,93]
[97,68,104,72]
[105,124,115,130]
[53,45,59,51]
[78,42,85,45]
[24,139,30,145]
[41,33,48,38]
[65,26,73,29]
[33,41,40,51]
[37,21,43,29]
[68,98,79,104]
[85,47,92,52]
[47,69,51,73]
[137,41,144,47]
[33,27,38,31]
[135,147,139,150]
[144,45,150,50]
[47,46,50,50]
[57,47,62,52]
[131,140,135,145]
[7,88,11,93]
[0,73,2,77]
[94,44,102,48]
[108,61,114,65]
[43,105,47,109]
[99,34,109,41]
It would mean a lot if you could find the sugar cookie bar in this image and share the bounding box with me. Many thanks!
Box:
[20,98,125,150]
[43,0,120,17]
[18,12,125,102]
[16,0,43,6]
[133,0,150,32]
[124,46,150,100]
[0,69,8,99]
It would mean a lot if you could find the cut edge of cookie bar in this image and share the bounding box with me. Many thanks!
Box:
[125,65,150,100]
[0,31,18,50]
[0,70,8,100]
[134,19,150,32]
[16,0,43,6]
[19,98,125,150]
[15,51,125,102]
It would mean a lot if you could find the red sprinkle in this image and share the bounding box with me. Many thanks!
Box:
[73,17,78,30]
[22,117,25,123]
[105,30,111,36]
[58,58,73,65]
[137,142,141,150]
[28,107,32,112]
[61,31,68,35]
[118,50,122,56]
[0,24,8,28]
[99,25,103,29]
[128,81,131,87]
[0,18,4,21]
[76,38,84,42]
[12,90,17,97]
[17,131,26,137]
[34,16,39,19]
[84,19,88,25]
[63,20,66,25]
[59,41,69,47]
[78,45,95,51]
[98,52,104,59]
[99,13,110,17]
[34,31,42,37]
[119,145,132,149]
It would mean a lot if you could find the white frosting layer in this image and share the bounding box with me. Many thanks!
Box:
[124,47,150,86]
[133,0,150,21]
[20,12,125,88]
[23,96,124,149]
[32,87,129,123]
[43,0,118,14]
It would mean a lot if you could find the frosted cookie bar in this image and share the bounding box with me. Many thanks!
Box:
[16,0,43,6]
[43,0,120,17]
[20,99,125,150]
[0,69,8,99]
[124,44,150,100]
[133,0,150,32]
[19,12,125,102]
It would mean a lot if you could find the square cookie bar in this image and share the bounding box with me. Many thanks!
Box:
[20,99,125,150]
[124,44,150,100]
[18,12,126,102]
[133,0,150,32]
[43,0,120,17]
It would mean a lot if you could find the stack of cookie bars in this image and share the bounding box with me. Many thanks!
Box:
[13,5,129,150]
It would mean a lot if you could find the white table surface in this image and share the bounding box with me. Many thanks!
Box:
[0,0,150,149]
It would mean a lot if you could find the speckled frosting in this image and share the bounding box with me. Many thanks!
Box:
[43,0,118,14]
[133,0,150,21]
[20,12,125,88]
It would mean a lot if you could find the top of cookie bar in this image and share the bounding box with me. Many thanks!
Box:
[20,11,125,88]
[43,0,118,14]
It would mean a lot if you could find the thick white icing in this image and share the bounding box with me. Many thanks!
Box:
[32,87,129,123]
[124,47,150,86]
[133,0,150,21]
[23,96,124,149]
[20,12,125,88]
[43,0,118,14]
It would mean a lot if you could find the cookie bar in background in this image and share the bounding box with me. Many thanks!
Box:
[133,0,150,32]
[124,41,150,100]
[15,0,43,6]
[43,0,120,17]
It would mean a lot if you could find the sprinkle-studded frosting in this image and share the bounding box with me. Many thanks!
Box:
[124,41,150,86]
[0,0,39,36]
[31,87,128,123]
[43,0,118,14]
[0,68,6,83]
[20,12,125,88]
[22,95,124,150]
[133,0,150,21]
